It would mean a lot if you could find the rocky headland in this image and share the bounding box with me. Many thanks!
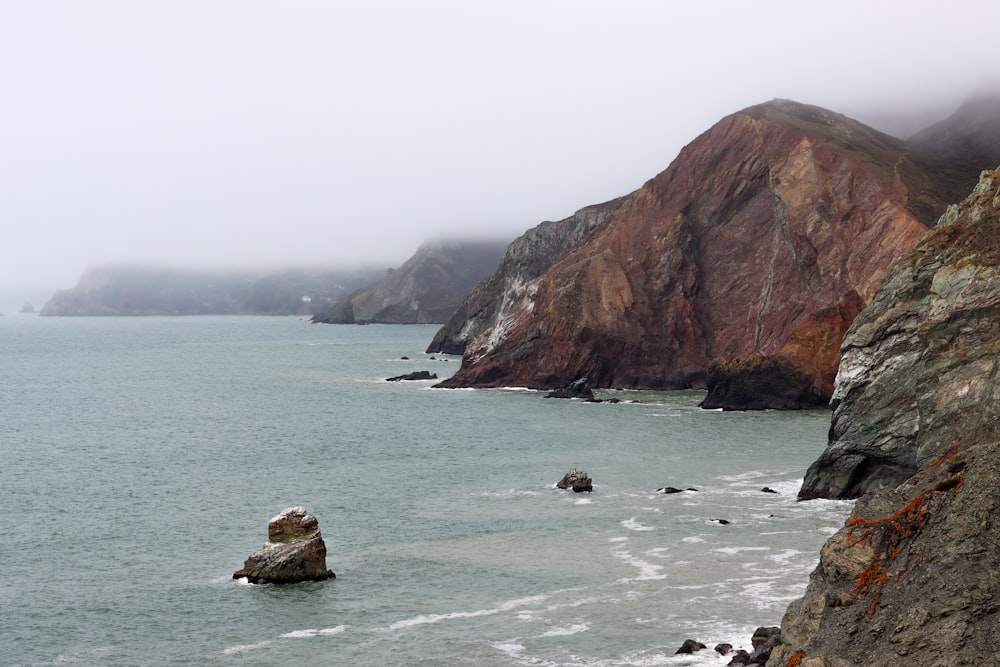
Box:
[435,99,999,403]
[768,168,1000,665]
[426,198,625,354]
[311,239,508,325]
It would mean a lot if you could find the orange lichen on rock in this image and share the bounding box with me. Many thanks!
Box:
[845,442,965,616]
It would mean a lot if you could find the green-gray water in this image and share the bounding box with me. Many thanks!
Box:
[1,316,850,666]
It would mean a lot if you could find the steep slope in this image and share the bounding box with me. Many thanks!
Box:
[771,168,1000,666]
[426,198,625,354]
[437,100,940,392]
[799,167,1000,500]
[312,239,508,325]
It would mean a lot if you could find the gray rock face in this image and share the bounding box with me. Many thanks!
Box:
[772,169,1000,664]
[799,167,1000,500]
[313,239,508,325]
[233,507,335,584]
[426,197,626,354]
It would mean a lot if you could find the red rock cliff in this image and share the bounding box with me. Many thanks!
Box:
[438,100,940,391]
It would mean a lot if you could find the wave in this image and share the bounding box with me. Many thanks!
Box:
[280,625,347,638]
[388,594,549,631]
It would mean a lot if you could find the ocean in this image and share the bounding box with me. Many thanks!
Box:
[1,316,851,666]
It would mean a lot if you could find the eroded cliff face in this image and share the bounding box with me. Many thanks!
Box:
[438,100,935,391]
[799,168,1000,500]
[770,171,1000,664]
[425,197,625,354]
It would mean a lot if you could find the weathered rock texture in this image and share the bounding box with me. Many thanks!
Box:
[435,101,954,393]
[556,468,593,492]
[233,506,335,584]
[799,167,1000,500]
[312,239,508,325]
[426,198,625,354]
[770,169,1000,665]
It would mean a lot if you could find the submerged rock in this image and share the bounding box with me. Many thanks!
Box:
[555,467,593,493]
[233,507,335,584]
[386,370,438,381]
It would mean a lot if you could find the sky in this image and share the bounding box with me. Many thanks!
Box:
[3,1,1000,305]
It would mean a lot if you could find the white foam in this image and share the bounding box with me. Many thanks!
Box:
[713,546,769,555]
[223,641,272,654]
[613,548,667,580]
[575,498,592,505]
[608,536,629,543]
[621,517,655,532]
[388,595,548,630]
[539,622,589,637]
[280,626,347,638]
[681,536,705,543]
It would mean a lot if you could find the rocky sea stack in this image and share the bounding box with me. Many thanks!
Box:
[771,168,1000,665]
[233,507,335,585]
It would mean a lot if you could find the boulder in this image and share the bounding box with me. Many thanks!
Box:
[674,638,707,654]
[555,467,593,492]
[233,506,335,584]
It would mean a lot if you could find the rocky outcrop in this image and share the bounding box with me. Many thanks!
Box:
[386,370,437,381]
[425,198,626,354]
[770,169,1000,664]
[233,507,335,584]
[555,468,593,492]
[799,168,1000,500]
[436,100,951,394]
[545,378,596,400]
[312,239,508,325]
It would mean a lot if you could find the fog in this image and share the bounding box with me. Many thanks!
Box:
[2,1,999,306]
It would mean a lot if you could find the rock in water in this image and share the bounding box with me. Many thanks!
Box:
[545,378,596,400]
[556,468,593,492]
[233,507,335,584]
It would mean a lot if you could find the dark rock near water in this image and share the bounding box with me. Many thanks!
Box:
[674,638,706,654]
[555,468,593,493]
[545,378,595,400]
[760,486,778,494]
[726,649,751,666]
[656,486,698,494]
[386,370,438,382]
[714,642,733,655]
[233,506,335,585]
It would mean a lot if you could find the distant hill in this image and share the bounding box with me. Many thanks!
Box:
[311,239,509,325]
[39,265,385,316]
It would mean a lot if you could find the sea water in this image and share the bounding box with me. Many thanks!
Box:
[0,316,851,666]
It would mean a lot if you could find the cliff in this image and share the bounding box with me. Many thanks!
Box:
[426,198,625,354]
[799,167,1000,500]
[40,265,383,316]
[312,239,508,325]
[437,100,943,393]
[770,168,1000,665]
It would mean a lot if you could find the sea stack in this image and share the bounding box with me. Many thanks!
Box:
[233,506,335,584]
[556,468,593,492]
